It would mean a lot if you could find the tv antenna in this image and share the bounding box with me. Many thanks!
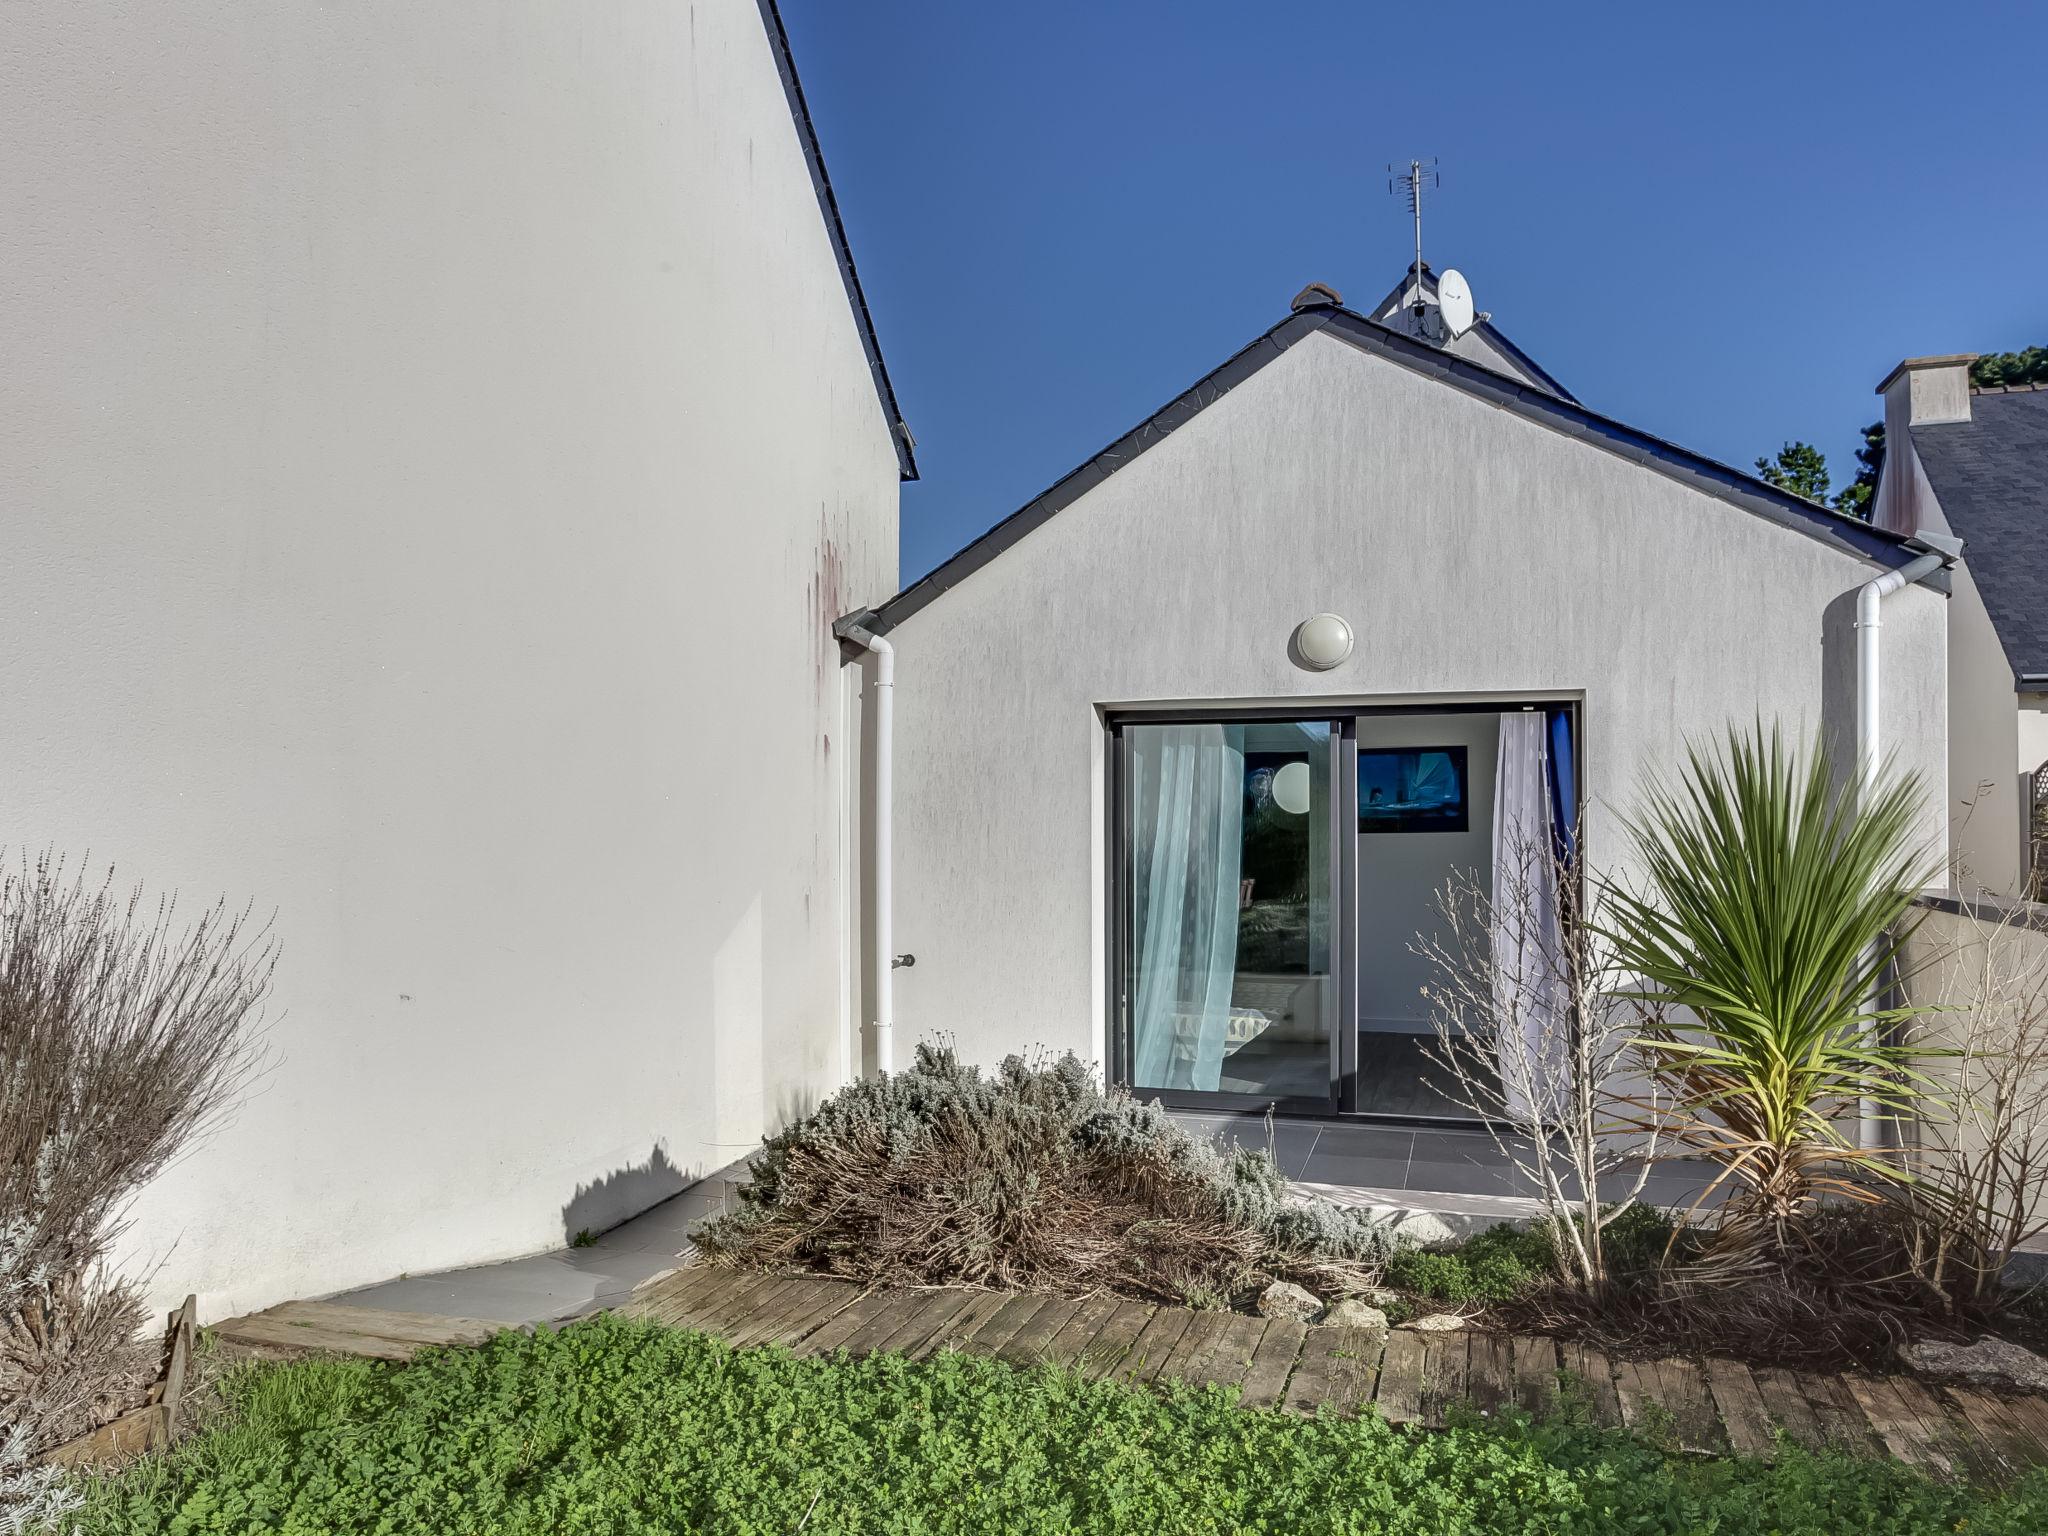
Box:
[1387,158,1438,316]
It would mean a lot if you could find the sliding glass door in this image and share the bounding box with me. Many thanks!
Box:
[1114,703,1580,1122]
[1119,717,1339,1111]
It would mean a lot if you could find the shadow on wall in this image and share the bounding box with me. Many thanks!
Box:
[559,1144,690,1245]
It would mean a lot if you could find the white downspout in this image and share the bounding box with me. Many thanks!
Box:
[1853,542,1951,1148]
[849,626,895,1077]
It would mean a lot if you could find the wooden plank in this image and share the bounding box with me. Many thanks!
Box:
[158,1295,198,1446]
[1117,1307,1195,1385]
[876,1290,981,1358]
[212,1313,421,1362]
[1041,1294,1124,1368]
[1466,1333,1513,1418]
[1193,1314,1270,1391]
[1612,1359,1663,1440]
[731,1278,861,1349]
[1281,1323,1347,1417]
[964,1293,1053,1356]
[1559,1342,1622,1428]
[1984,1388,2048,1466]
[1169,1311,1240,1387]
[1236,1318,1306,1411]
[243,1301,502,1349]
[617,1263,730,1322]
[839,1291,935,1357]
[1704,1358,1777,1460]
[1154,1311,1232,1386]
[1795,1371,1885,1457]
[1420,1333,1471,1429]
[1651,1359,1727,1456]
[1750,1366,1826,1452]
[998,1297,1086,1367]
[1509,1336,1559,1418]
[642,1265,751,1328]
[793,1289,896,1358]
[712,1276,809,1344]
[1891,1373,1995,1484]
[1373,1331,1428,1426]
[751,1279,864,1349]
[1941,1384,2048,1484]
[1073,1300,1156,1380]
[683,1269,775,1333]
[43,1404,161,1468]
[1319,1326,1386,1419]
[1843,1374,1957,1478]
[709,1276,808,1345]
[912,1290,1015,1359]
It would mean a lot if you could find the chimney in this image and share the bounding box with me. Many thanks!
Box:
[1871,354,1975,533]
[1877,354,1975,430]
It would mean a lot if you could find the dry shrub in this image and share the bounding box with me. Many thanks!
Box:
[1496,1203,1992,1370]
[0,1275,155,1452]
[696,1045,1394,1307]
[0,851,272,1480]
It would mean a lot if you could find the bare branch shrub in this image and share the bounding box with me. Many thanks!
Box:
[1893,889,2048,1315]
[1413,837,1659,1298]
[697,1044,1396,1307]
[0,851,273,1471]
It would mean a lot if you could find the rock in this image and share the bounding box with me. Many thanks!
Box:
[1257,1281,1323,1322]
[1358,1287,1401,1309]
[1407,1312,1468,1333]
[1318,1299,1389,1333]
[1903,1336,2048,1393]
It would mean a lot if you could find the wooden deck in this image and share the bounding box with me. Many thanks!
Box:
[218,1267,2048,1486]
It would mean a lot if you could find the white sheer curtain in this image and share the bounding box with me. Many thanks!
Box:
[1492,712,1568,1120]
[1129,724,1244,1092]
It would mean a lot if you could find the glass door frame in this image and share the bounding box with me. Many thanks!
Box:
[1105,699,1584,1123]
[1105,706,1353,1119]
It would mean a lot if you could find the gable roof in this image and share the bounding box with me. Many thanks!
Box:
[758,0,917,481]
[857,302,1940,633]
[1367,262,1578,404]
[1912,387,2048,681]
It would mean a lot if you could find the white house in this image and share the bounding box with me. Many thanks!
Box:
[1871,356,2048,897]
[838,269,1953,1124]
[0,0,909,1319]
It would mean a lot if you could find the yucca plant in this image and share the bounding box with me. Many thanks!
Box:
[1600,724,1938,1256]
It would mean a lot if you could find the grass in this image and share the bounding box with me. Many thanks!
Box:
[73,1313,2048,1536]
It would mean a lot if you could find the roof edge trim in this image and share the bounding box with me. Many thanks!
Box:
[867,307,1940,632]
[757,0,918,480]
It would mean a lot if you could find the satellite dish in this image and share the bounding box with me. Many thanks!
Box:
[1437,268,1476,339]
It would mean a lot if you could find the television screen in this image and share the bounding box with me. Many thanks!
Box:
[1357,746,1468,833]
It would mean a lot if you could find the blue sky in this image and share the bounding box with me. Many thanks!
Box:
[781,1,2048,587]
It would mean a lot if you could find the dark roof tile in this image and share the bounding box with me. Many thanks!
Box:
[1913,391,2048,678]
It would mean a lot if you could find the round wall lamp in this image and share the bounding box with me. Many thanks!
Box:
[1290,612,1354,672]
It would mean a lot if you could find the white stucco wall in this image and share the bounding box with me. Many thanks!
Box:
[1876,425,2030,895]
[869,329,1948,1075]
[1948,567,2028,893]
[1,0,899,1317]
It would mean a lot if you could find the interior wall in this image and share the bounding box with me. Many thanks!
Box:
[1,0,900,1320]
[1354,711,1500,1034]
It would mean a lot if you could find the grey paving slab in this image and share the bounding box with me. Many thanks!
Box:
[328,1160,745,1326]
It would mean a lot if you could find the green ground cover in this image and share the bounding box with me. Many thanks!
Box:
[78,1313,2048,1536]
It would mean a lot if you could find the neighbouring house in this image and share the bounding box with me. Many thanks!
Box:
[1871,356,2048,897]
[836,268,1954,1122]
[0,1,908,1319]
